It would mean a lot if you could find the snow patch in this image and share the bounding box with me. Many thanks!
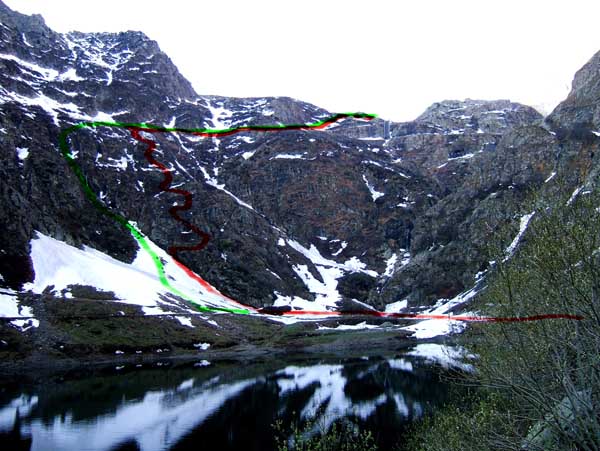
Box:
[21,33,33,48]
[291,264,342,309]
[383,254,397,277]
[272,154,306,159]
[505,212,535,257]
[273,292,332,313]
[175,316,194,328]
[332,241,347,257]
[16,147,29,160]
[267,269,282,280]
[164,116,176,128]
[283,239,377,309]
[544,171,556,183]
[92,111,118,122]
[385,299,407,313]
[58,68,84,82]
[317,321,379,331]
[448,153,475,161]
[362,174,384,201]
[567,186,583,206]
[205,101,233,129]
[287,239,377,277]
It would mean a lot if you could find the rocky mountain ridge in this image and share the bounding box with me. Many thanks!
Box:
[1,0,599,326]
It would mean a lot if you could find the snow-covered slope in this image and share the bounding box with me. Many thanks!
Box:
[23,231,250,322]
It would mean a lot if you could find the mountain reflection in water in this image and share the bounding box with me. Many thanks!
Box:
[0,345,473,451]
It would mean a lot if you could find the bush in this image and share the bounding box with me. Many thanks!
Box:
[405,388,514,451]
[407,182,600,450]
[273,417,378,451]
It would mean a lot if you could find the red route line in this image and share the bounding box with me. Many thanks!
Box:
[129,127,256,312]
[130,128,211,257]
[127,127,584,324]
[275,310,584,321]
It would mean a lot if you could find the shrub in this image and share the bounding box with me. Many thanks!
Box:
[273,417,378,451]
[407,182,600,450]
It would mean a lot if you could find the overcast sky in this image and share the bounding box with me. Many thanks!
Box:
[5,0,600,122]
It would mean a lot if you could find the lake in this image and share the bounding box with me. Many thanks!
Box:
[0,343,473,451]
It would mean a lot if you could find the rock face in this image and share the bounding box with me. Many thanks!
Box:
[544,49,600,186]
[1,0,599,313]
[547,49,600,133]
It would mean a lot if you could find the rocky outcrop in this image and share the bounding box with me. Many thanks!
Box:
[547,50,600,134]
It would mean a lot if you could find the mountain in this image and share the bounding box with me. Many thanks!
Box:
[1,1,599,359]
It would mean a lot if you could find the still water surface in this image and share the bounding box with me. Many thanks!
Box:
[0,344,472,451]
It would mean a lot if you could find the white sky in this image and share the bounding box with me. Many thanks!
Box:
[5,0,600,121]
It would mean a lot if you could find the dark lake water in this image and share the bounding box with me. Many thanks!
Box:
[0,344,473,451]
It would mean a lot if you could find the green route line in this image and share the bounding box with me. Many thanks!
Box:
[57,113,376,315]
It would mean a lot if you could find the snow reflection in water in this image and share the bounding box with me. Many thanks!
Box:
[0,344,473,451]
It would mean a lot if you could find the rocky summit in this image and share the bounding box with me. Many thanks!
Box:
[1,0,600,356]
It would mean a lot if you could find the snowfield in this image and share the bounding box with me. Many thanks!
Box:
[22,231,246,320]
